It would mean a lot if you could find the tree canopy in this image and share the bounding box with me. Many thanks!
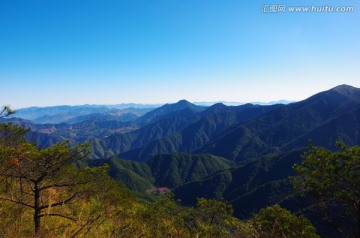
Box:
[293,142,360,238]
[0,123,131,237]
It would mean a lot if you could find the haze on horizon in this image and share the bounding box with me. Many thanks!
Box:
[1,0,359,109]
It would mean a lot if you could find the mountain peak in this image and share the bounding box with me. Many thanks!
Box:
[136,99,205,125]
[201,103,228,115]
[330,84,360,99]
[332,84,357,92]
[167,100,207,112]
[175,99,192,105]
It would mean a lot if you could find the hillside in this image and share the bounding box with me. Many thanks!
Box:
[136,100,206,125]
[197,85,360,162]
[77,153,233,192]
[173,149,305,217]
[148,153,234,188]
[119,104,282,161]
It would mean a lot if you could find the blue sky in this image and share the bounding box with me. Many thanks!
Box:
[1,0,359,108]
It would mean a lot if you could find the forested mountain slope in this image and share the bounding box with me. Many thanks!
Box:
[197,85,360,162]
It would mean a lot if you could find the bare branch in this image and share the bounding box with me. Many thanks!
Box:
[39,213,77,222]
[0,196,34,208]
[39,181,91,191]
[70,215,101,238]
[39,192,80,210]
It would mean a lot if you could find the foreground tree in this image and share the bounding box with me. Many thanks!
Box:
[251,204,319,238]
[0,124,116,236]
[0,122,28,147]
[0,105,14,118]
[293,142,360,238]
[0,122,135,237]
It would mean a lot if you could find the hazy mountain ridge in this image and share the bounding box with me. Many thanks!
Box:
[11,105,155,124]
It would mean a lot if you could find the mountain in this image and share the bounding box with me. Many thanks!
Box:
[77,153,233,193]
[5,85,359,163]
[11,105,154,124]
[0,118,137,148]
[104,103,162,110]
[136,100,206,125]
[119,103,283,162]
[64,112,139,124]
[194,100,295,106]
[4,101,208,158]
[89,100,210,159]
[12,105,112,122]
[90,110,203,159]
[197,85,360,162]
[173,149,305,217]
[147,153,234,188]
[2,85,358,238]
[79,158,155,192]
[169,84,360,232]
[65,108,154,124]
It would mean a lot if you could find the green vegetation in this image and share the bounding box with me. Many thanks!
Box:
[250,204,319,238]
[78,153,233,193]
[0,123,130,236]
[0,122,320,237]
[83,157,155,192]
[174,150,304,215]
[148,153,234,188]
[2,86,359,237]
[293,142,360,238]
[199,86,360,162]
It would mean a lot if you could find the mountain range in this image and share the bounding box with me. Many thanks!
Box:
[2,84,359,234]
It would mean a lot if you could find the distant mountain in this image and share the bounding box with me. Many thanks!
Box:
[119,103,283,162]
[11,105,155,124]
[197,85,360,162]
[90,109,203,159]
[64,112,138,124]
[194,100,295,106]
[87,100,209,159]
[0,117,137,148]
[64,108,153,124]
[12,105,112,121]
[136,100,206,125]
[105,103,163,110]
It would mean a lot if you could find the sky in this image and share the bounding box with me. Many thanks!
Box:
[0,0,359,109]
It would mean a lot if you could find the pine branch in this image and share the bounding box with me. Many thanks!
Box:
[0,196,34,208]
[39,192,80,210]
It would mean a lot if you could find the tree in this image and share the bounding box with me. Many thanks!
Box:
[0,138,109,236]
[180,198,241,238]
[0,105,14,118]
[250,204,319,238]
[293,142,360,238]
[0,122,28,147]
